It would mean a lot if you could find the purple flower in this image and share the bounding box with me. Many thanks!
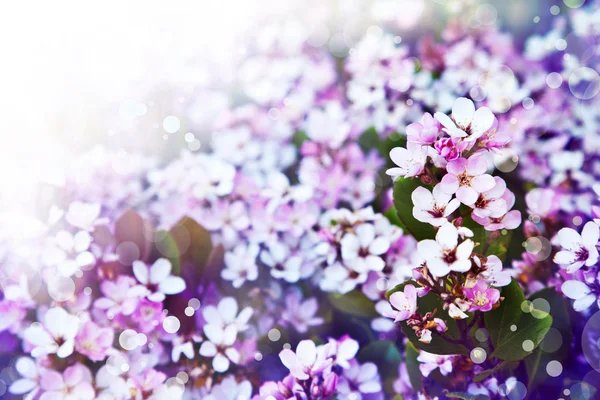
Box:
[131,299,164,333]
[280,289,324,333]
[385,284,418,322]
[434,136,469,161]
[554,222,599,273]
[464,280,501,312]
[439,154,496,206]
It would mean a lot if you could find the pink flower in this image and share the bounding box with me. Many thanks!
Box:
[439,155,496,205]
[412,185,461,227]
[131,368,166,393]
[554,222,600,273]
[434,97,496,142]
[417,351,454,377]
[75,321,113,362]
[525,188,561,218]
[464,280,500,312]
[385,284,418,322]
[279,340,333,380]
[477,255,511,287]
[417,223,475,277]
[94,275,140,317]
[40,364,94,400]
[406,112,440,145]
[131,299,164,333]
[471,177,509,219]
[472,209,522,231]
[386,142,428,179]
[434,137,469,161]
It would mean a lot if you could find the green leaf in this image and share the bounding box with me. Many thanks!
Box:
[358,127,382,153]
[292,130,309,148]
[405,341,422,391]
[387,281,468,355]
[152,230,181,275]
[328,290,378,318]
[392,178,436,241]
[445,393,479,400]
[460,209,512,262]
[525,287,572,389]
[169,217,213,270]
[485,280,552,361]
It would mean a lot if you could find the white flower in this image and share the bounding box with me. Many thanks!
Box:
[341,224,390,273]
[24,307,79,358]
[418,223,474,277]
[132,258,186,302]
[337,360,382,397]
[554,222,599,273]
[386,141,428,179]
[199,324,240,373]
[412,186,461,227]
[202,376,252,400]
[279,340,333,380]
[260,243,305,283]
[562,280,597,312]
[417,351,454,377]
[222,243,259,288]
[304,102,351,148]
[65,201,101,231]
[202,297,253,332]
[9,357,42,400]
[46,230,95,277]
[171,335,202,363]
[434,97,495,142]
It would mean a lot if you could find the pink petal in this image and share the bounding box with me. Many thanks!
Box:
[456,186,478,205]
[439,175,459,195]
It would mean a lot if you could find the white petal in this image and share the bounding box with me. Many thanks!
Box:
[434,111,457,130]
[561,280,591,300]
[437,223,458,250]
[199,341,217,357]
[369,237,390,255]
[203,325,224,344]
[132,261,149,284]
[150,258,172,283]
[218,297,238,323]
[469,107,494,136]
[212,353,230,373]
[355,224,376,247]
[574,295,596,312]
[222,324,238,346]
[9,379,36,394]
[452,97,475,129]
[296,340,317,368]
[417,240,443,260]
[158,276,185,295]
[557,228,582,251]
[582,222,600,248]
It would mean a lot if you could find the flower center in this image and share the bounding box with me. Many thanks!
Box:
[458,172,472,186]
[442,249,457,264]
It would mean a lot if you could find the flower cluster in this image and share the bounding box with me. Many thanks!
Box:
[2,2,600,400]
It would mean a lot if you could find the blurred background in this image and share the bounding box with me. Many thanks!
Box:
[0,0,575,195]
